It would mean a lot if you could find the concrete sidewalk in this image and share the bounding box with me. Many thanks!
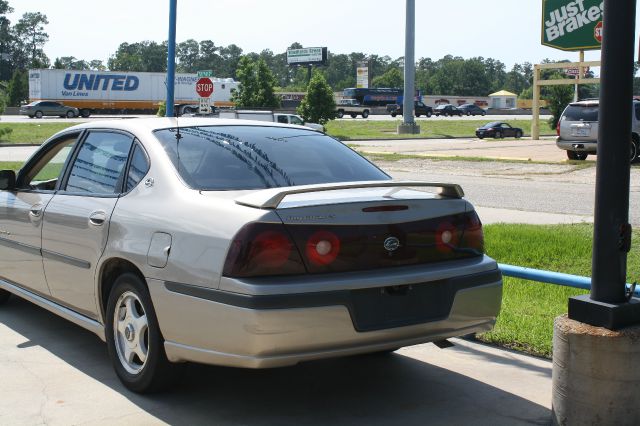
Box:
[351,137,572,163]
[0,296,551,425]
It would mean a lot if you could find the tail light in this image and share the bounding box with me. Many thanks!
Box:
[459,210,484,254]
[223,223,305,278]
[306,230,341,266]
[224,212,484,278]
[556,120,561,136]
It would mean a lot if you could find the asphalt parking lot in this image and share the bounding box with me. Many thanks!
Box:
[0,296,551,426]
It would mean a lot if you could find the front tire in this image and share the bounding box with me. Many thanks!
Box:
[515,130,523,139]
[0,289,10,305]
[105,273,178,393]
[337,110,344,118]
[66,110,76,118]
[35,111,43,119]
[362,110,369,119]
[426,111,432,117]
[390,112,397,117]
[495,131,502,139]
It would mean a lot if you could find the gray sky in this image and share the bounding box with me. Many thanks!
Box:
[8,1,640,71]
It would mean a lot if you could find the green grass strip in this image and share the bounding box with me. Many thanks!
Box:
[480,223,640,358]
[0,123,76,144]
[326,119,555,140]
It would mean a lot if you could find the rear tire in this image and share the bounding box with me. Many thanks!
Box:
[567,150,588,161]
[80,109,91,118]
[105,273,179,393]
[426,111,432,117]
[0,289,10,305]
[337,110,344,119]
[631,139,639,163]
[466,112,471,116]
[495,131,502,139]
[390,112,397,117]
[66,110,75,118]
[35,111,43,119]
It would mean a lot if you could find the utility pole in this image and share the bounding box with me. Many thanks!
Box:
[398,0,419,134]
[166,0,177,117]
[568,0,640,329]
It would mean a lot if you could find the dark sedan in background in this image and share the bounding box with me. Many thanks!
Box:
[458,104,487,116]
[433,104,463,117]
[476,122,523,139]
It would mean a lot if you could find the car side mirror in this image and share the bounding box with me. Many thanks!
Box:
[0,170,16,190]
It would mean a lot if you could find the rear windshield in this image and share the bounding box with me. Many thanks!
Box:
[562,104,599,122]
[154,126,390,190]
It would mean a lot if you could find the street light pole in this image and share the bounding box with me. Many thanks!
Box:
[166,0,177,117]
[403,0,415,125]
[568,0,640,329]
[398,0,419,134]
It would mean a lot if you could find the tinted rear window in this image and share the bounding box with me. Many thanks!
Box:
[154,126,389,190]
[562,105,598,122]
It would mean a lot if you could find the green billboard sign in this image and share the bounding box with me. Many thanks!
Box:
[541,0,603,51]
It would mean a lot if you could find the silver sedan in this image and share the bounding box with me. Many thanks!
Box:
[0,118,502,392]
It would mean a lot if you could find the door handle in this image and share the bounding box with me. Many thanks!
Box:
[89,211,107,226]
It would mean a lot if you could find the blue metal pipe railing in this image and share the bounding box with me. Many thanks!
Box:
[498,264,640,297]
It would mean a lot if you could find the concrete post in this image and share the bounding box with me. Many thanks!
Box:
[552,316,640,425]
[398,0,419,134]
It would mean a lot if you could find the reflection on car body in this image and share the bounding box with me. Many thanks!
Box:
[0,118,502,393]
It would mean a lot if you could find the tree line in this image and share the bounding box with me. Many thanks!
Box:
[2,0,638,113]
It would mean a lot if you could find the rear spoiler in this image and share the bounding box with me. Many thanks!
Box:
[235,180,464,209]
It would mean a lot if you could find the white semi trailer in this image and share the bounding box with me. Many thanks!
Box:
[28,69,238,117]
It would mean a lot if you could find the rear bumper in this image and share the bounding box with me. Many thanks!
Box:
[148,263,503,369]
[556,138,597,153]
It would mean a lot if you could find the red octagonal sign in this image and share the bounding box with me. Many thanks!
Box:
[196,77,214,98]
[594,21,603,43]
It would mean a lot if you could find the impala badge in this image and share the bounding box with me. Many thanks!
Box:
[384,237,400,252]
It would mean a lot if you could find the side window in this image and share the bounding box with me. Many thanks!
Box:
[277,115,288,124]
[125,144,150,192]
[19,133,80,191]
[65,132,134,194]
[635,103,640,121]
[290,116,304,125]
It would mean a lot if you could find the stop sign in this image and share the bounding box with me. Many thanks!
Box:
[196,77,214,98]
[594,21,603,43]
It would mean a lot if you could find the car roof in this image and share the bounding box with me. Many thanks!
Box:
[569,99,640,107]
[60,117,314,135]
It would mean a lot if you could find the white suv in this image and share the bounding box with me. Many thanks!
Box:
[556,99,640,162]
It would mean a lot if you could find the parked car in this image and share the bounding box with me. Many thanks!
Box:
[458,104,487,116]
[556,99,640,162]
[0,118,502,393]
[19,101,80,119]
[476,122,523,139]
[433,104,463,117]
[386,101,433,118]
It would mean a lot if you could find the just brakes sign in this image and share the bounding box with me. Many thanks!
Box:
[541,0,603,51]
